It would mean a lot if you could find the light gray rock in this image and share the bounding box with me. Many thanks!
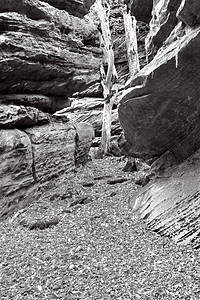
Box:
[74,122,95,166]
[0,129,34,219]
[41,0,96,17]
[0,0,101,98]
[0,104,49,129]
[25,123,76,183]
[0,121,94,220]
[130,149,200,248]
[54,97,122,136]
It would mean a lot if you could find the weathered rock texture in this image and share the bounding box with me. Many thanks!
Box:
[41,0,96,17]
[53,97,121,137]
[119,0,200,248]
[74,122,95,165]
[0,121,94,220]
[0,104,49,128]
[0,94,71,113]
[119,0,200,163]
[0,0,100,219]
[130,149,200,249]
[109,0,149,84]
[0,0,101,111]
[131,0,153,23]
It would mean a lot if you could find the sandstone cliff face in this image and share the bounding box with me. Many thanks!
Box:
[0,122,94,220]
[119,0,200,248]
[0,0,101,112]
[119,0,200,163]
[0,0,98,220]
[130,148,200,249]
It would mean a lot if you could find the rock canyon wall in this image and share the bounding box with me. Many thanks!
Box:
[119,0,200,248]
[0,0,97,220]
[1,0,200,249]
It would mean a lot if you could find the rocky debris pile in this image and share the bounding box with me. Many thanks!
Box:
[1,156,200,299]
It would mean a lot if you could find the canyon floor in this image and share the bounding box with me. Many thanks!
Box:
[0,157,200,300]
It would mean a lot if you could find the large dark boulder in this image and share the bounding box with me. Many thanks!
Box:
[118,8,200,162]
[178,0,200,27]
[121,0,200,248]
[130,0,153,23]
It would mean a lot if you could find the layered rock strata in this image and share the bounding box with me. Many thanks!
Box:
[0,0,99,219]
[53,97,121,137]
[119,0,200,163]
[130,149,200,249]
[119,0,200,248]
[0,0,102,111]
[0,121,94,220]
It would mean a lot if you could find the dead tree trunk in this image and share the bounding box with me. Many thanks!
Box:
[96,0,118,155]
[123,3,140,77]
[122,3,140,168]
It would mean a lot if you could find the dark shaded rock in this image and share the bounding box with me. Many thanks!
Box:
[130,148,200,248]
[134,173,150,186]
[107,177,129,184]
[110,191,117,197]
[109,135,123,157]
[69,195,88,207]
[131,0,153,23]
[82,181,95,187]
[135,158,151,172]
[0,104,49,129]
[0,94,71,113]
[119,27,200,162]
[178,0,200,27]
[122,157,137,172]
[91,137,101,147]
[93,175,112,180]
[20,216,59,230]
[150,150,178,175]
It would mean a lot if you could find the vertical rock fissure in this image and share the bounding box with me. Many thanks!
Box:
[22,130,37,183]
[74,129,80,167]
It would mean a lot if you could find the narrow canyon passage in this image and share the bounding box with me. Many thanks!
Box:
[0,157,200,300]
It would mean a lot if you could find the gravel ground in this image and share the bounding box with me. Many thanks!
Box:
[0,157,200,300]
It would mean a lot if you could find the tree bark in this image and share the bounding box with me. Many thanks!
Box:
[123,4,140,77]
[96,0,118,155]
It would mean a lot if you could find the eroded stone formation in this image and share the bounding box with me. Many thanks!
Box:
[119,0,200,248]
[0,0,98,220]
